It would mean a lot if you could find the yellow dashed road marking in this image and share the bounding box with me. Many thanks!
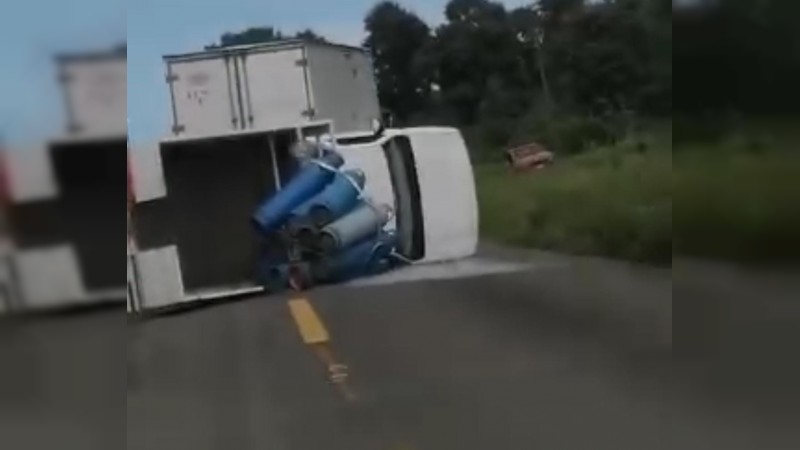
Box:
[287,297,356,402]
[288,298,330,344]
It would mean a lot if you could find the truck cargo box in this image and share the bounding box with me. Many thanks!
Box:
[164,40,380,137]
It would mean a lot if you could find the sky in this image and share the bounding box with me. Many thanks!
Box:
[0,0,531,146]
[0,0,126,146]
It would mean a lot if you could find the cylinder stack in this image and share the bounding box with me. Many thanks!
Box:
[253,144,401,292]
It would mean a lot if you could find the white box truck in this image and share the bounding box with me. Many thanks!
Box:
[127,124,478,312]
[164,40,381,137]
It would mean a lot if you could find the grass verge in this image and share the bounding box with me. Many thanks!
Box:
[475,128,799,264]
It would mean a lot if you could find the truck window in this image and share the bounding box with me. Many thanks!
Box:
[382,136,425,261]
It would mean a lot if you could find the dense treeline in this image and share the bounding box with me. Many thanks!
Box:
[674,0,800,115]
[365,0,799,119]
[365,0,670,124]
[205,26,326,50]
[213,0,797,156]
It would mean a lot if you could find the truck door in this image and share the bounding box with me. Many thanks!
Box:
[239,47,314,131]
[167,56,243,136]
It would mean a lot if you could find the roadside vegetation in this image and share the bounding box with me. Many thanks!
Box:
[476,121,799,264]
[476,133,670,263]
[671,123,800,263]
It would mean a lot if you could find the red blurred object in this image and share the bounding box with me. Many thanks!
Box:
[505,142,554,172]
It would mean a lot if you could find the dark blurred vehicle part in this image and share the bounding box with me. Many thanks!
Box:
[1,47,126,312]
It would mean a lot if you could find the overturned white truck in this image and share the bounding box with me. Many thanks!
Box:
[127,39,479,312]
[127,123,478,312]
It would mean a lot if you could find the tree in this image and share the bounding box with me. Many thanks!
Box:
[525,0,671,115]
[673,0,800,114]
[509,6,552,111]
[206,26,327,50]
[294,29,327,43]
[434,0,532,124]
[206,27,283,49]
[364,1,434,122]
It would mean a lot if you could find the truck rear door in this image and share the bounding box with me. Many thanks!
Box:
[167,56,242,136]
[239,47,313,131]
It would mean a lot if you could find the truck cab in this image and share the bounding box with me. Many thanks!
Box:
[337,127,478,263]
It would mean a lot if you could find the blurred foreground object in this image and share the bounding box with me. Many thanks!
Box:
[1,47,126,313]
[56,46,127,138]
[506,142,554,172]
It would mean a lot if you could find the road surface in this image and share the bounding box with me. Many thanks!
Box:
[4,246,800,449]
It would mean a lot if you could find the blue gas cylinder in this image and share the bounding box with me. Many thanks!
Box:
[307,169,365,227]
[318,201,393,254]
[312,232,397,283]
[251,151,344,234]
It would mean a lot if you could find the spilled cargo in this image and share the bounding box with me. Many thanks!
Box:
[252,145,402,292]
[252,151,345,233]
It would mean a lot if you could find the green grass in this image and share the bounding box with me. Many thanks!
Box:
[475,125,800,264]
[672,142,800,262]
[476,137,672,263]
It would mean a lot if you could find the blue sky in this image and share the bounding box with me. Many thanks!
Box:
[0,0,125,145]
[1,0,530,146]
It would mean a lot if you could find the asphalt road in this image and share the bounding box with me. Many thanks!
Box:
[4,247,800,449]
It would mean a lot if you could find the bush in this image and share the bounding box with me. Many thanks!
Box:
[522,146,672,262]
[512,112,623,156]
[461,119,517,163]
[460,107,635,163]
